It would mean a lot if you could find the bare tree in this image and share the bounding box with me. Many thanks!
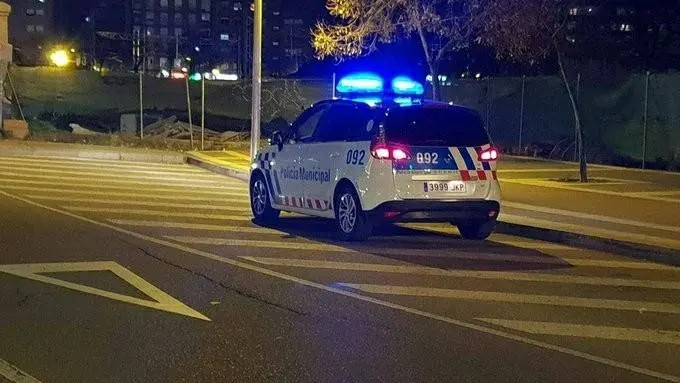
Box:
[480,0,588,182]
[313,0,483,100]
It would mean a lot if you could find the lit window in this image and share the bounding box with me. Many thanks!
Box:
[233,2,242,11]
[25,9,36,16]
[568,7,578,15]
[220,33,229,41]
[36,25,44,32]
[201,12,210,21]
[273,26,279,31]
[619,24,633,32]
[272,41,279,46]
[273,11,280,16]
[35,8,46,16]
[26,25,35,32]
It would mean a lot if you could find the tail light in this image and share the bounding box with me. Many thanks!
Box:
[370,141,411,161]
[478,147,499,161]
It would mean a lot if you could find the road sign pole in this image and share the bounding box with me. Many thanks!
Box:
[642,70,650,169]
[185,75,193,148]
[139,69,143,139]
[201,74,205,151]
[250,0,263,160]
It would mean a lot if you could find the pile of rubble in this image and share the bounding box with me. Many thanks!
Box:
[143,116,248,142]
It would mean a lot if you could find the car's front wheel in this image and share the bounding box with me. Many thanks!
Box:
[334,185,372,241]
[455,220,496,240]
[250,173,280,224]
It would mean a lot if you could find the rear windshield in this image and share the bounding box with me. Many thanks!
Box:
[383,107,490,147]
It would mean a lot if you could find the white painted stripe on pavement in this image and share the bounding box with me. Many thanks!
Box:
[109,219,277,233]
[241,257,680,290]
[0,171,244,191]
[0,185,246,200]
[0,160,215,177]
[1,179,247,196]
[0,165,239,185]
[629,190,680,197]
[0,155,199,170]
[477,318,680,345]
[504,201,680,233]
[168,235,673,270]
[27,195,251,211]
[0,359,42,383]
[62,206,250,221]
[337,283,680,314]
[501,213,680,250]
[2,190,677,382]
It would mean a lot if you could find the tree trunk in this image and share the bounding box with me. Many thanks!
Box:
[555,43,587,182]
[430,63,441,101]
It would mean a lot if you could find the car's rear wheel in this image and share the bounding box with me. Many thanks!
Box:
[250,173,280,224]
[334,185,372,241]
[455,220,496,240]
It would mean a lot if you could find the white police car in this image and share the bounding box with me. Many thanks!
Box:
[250,73,501,241]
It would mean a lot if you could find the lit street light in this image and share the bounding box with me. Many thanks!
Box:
[49,49,69,67]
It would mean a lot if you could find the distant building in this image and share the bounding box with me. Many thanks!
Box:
[8,0,56,65]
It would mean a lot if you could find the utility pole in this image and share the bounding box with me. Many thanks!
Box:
[249,0,263,159]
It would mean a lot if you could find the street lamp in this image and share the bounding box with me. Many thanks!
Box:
[250,0,263,159]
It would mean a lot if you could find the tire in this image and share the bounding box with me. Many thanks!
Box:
[456,220,496,240]
[334,184,372,241]
[250,172,280,224]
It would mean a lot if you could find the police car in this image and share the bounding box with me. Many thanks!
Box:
[250,73,501,241]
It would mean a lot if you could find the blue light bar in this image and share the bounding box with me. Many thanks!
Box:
[391,76,425,96]
[336,72,384,94]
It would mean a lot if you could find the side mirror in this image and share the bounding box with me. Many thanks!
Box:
[271,130,284,150]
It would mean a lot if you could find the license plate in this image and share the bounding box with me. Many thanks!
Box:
[424,181,466,193]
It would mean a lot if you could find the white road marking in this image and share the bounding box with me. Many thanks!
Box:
[0,165,241,185]
[0,170,243,190]
[3,190,677,382]
[109,219,277,233]
[500,178,680,204]
[504,201,680,233]
[501,213,680,250]
[27,195,252,211]
[0,261,209,321]
[0,155,201,171]
[477,318,680,345]
[0,185,247,200]
[1,179,247,197]
[337,283,680,314]
[0,160,224,178]
[0,359,42,383]
[241,257,680,290]
[164,235,674,270]
[62,206,250,221]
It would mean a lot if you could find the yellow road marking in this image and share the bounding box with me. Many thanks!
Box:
[0,261,209,321]
[189,152,250,170]
[241,257,680,290]
[3,190,677,382]
[478,319,680,345]
[629,190,680,197]
[0,171,243,191]
[1,179,247,197]
[338,283,680,314]
[63,206,250,221]
[501,213,680,250]
[504,201,680,233]
[27,195,251,211]
[109,219,276,233]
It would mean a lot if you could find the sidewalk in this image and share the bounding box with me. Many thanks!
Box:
[0,139,187,164]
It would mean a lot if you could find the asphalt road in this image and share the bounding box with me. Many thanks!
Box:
[1,155,679,383]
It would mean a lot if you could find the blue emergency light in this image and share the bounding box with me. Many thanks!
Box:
[336,73,425,106]
[391,76,425,96]
[336,72,384,94]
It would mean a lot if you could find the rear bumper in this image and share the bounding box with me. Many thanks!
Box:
[368,199,500,223]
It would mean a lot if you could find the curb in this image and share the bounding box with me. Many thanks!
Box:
[187,155,250,182]
[496,221,680,267]
[0,141,186,164]
[187,152,679,267]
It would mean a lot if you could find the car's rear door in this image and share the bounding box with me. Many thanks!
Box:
[384,106,497,200]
